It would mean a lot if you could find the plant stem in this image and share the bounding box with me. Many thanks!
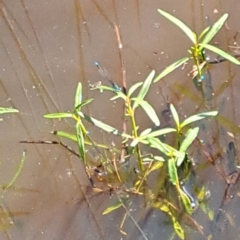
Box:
[126,99,143,171]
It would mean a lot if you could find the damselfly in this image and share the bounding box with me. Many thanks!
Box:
[94,61,122,92]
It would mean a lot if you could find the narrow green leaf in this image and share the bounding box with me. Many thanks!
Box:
[76,122,86,163]
[53,131,77,142]
[138,70,155,99]
[75,82,82,108]
[128,82,143,97]
[172,148,185,159]
[145,128,176,138]
[176,154,186,168]
[147,137,169,155]
[200,13,228,49]
[131,97,143,110]
[44,112,72,119]
[142,157,155,162]
[198,26,211,42]
[138,100,160,126]
[133,70,155,109]
[130,138,140,147]
[110,91,127,101]
[158,9,197,44]
[154,57,189,83]
[3,151,26,193]
[137,139,149,145]
[79,98,94,108]
[102,200,122,215]
[0,107,18,114]
[153,156,165,162]
[140,128,152,136]
[199,43,240,65]
[179,127,199,153]
[177,128,199,166]
[110,95,120,101]
[178,187,194,215]
[168,158,178,185]
[149,161,164,173]
[170,104,180,130]
[78,111,132,139]
[147,137,184,159]
[180,111,218,128]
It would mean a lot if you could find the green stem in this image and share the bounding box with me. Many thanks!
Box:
[126,100,143,171]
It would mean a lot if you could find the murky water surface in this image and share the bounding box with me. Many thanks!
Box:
[0,1,240,239]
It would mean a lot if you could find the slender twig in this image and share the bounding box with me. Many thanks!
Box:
[114,25,128,165]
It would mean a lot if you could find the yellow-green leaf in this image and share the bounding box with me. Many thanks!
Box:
[154,57,189,82]
[158,9,197,44]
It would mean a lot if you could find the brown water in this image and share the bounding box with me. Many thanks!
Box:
[0,1,240,240]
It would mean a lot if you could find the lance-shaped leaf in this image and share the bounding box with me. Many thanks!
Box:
[147,137,170,155]
[76,122,86,163]
[199,43,240,65]
[53,131,78,142]
[133,70,155,109]
[103,195,130,215]
[154,57,189,83]
[76,98,94,109]
[78,111,132,139]
[0,107,18,114]
[139,128,152,136]
[130,138,140,147]
[110,91,127,101]
[148,161,164,174]
[198,26,211,42]
[177,186,194,215]
[170,104,180,131]
[153,156,165,162]
[44,112,72,119]
[158,9,197,44]
[144,128,176,138]
[147,137,184,159]
[177,127,199,166]
[168,158,178,185]
[102,200,123,215]
[180,111,218,129]
[74,82,82,108]
[200,13,228,49]
[128,82,143,97]
[179,127,199,153]
[137,99,160,126]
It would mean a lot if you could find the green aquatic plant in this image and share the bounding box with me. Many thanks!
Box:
[41,9,240,240]
[154,9,240,83]
[44,69,217,239]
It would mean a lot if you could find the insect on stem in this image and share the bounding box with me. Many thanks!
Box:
[94,61,122,92]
